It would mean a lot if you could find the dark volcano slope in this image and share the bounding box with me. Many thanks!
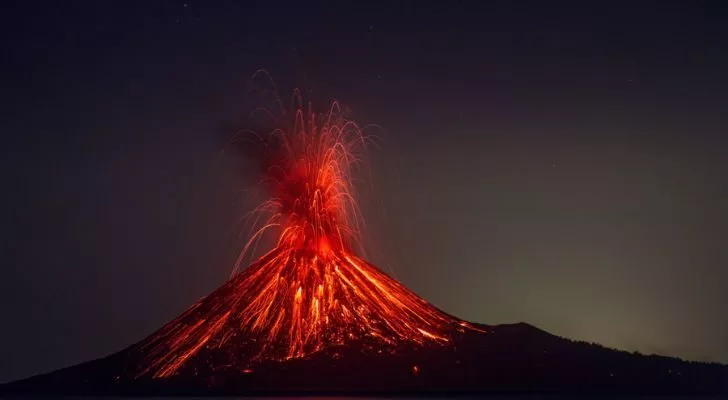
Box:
[3,322,727,396]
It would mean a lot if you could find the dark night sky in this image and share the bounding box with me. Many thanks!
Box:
[2,0,728,383]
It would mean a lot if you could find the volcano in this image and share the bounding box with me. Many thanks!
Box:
[3,92,727,395]
[132,247,471,379]
[120,94,484,381]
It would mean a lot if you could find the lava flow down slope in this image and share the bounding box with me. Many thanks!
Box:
[126,88,481,379]
[3,87,727,396]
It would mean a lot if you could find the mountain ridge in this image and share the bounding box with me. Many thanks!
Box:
[3,320,726,396]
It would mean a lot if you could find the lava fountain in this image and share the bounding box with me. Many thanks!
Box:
[134,84,481,379]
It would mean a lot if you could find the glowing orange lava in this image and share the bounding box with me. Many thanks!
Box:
[135,85,482,378]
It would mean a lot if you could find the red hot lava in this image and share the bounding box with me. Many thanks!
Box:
[136,89,482,379]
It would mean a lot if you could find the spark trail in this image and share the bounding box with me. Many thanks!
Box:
[135,85,481,378]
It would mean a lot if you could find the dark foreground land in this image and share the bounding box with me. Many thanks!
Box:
[2,322,727,396]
